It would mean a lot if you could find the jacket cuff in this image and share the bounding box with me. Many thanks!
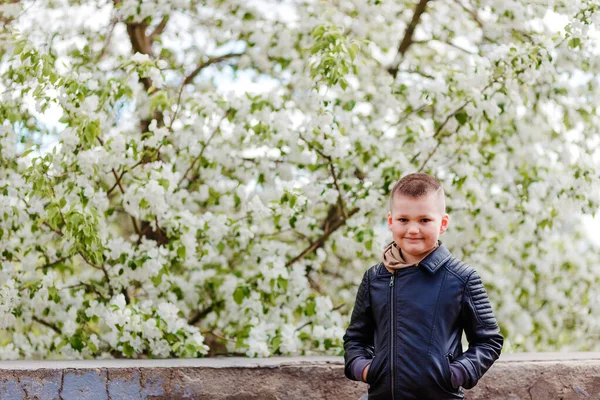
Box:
[351,358,372,382]
[449,362,468,388]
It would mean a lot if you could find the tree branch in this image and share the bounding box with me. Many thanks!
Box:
[410,101,468,167]
[188,301,223,325]
[32,316,61,334]
[285,207,359,268]
[298,133,349,219]
[150,16,169,41]
[97,137,141,237]
[388,0,431,78]
[183,52,244,86]
[414,79,499,169]
[397,68,436,79]
[42,221,63,236]
[455,0,483,29]
[126,21,152,56]
[454,0,498,43]
[61,281,109,301]
[440,39,478,55]
[329,164,348,219]
[77,252,115,298]
[199,329,236,344]
[0,0,23,26]
[178,111,229,188]
[95,15,118,62]
[36,255,70,270]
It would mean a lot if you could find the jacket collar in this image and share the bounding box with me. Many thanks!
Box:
[416,241,452,274]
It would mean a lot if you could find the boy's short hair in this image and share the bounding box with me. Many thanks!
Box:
[389,173,446,212]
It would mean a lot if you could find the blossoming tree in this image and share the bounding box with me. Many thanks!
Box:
[0,0,599,359]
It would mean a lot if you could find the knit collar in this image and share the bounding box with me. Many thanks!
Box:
[382,241,451,274]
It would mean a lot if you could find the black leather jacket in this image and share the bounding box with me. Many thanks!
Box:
[343,243,503,399]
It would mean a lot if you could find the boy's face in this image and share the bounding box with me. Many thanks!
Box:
[387,192,449,264]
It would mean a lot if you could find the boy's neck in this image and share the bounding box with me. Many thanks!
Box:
[400,250,422,266]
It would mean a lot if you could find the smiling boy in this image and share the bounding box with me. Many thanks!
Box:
[343,173,503,399]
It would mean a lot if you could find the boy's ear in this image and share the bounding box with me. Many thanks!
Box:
[387,211,393,230]
[439,214,450,234]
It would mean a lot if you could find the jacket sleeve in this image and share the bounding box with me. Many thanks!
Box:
[343,268,375,381]
[452,270,503,389]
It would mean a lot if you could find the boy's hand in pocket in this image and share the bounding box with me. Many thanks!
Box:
[362,363,370,382]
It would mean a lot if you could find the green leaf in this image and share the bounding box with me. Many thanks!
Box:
[158,178,170,190]
[568,38,581,49]
[280,192,289,204]
[233,286,246,305]
[305,300,316,317]
[14,42,26,56]
[88,341,97,353]
[277,277,288,292]
[348,43,359,60]
[271,335,282,352]
[122,342,135,357]
[70,334,84,351]
[455,112,468,126]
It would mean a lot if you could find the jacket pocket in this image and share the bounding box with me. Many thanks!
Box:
[442,353,454,390]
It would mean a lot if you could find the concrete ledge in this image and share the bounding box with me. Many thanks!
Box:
[0,353,598,399]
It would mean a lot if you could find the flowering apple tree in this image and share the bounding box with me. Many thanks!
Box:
[0,0,599,359]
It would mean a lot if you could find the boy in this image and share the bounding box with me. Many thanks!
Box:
[343,173,503,399]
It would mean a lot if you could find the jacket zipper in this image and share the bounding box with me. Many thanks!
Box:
[390,273,395,399]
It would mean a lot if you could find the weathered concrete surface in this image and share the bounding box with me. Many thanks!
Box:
[0,353,598,399]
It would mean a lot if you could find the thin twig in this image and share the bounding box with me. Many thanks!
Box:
[443,40,478,55]
[298,133,348,218]
[97,137,142,237]
[388,0,431,77]
[150,16,169,41]
[433,101,470,139]
[36,255,70,270]
[42,221,63,235]
[329,164,348,219]
[397,69,436,80]
[183,53,244,86]
[189,301,225,325]
[60,281,109,301]
[199,330,236,343]
[285,207,359,268]
[295,303,345,332]
[454,0,484,29]
[295,321,312,332]
[413,79,499,168]
[32,316,61,334]
[418,139,444,172]
[178,111,229,188]
[77,252,115,297]
[393,104,430,128]
[96,16,118,62]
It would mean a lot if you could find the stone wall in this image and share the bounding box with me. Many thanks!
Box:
[0,353,598,399]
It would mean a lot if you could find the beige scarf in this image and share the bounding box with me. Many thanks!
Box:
[382,241,439,273]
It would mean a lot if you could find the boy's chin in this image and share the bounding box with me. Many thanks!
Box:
[400,240,434,253]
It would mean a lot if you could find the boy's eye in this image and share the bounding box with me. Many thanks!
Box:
[398,218,408,223]
[421,219,431,223]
